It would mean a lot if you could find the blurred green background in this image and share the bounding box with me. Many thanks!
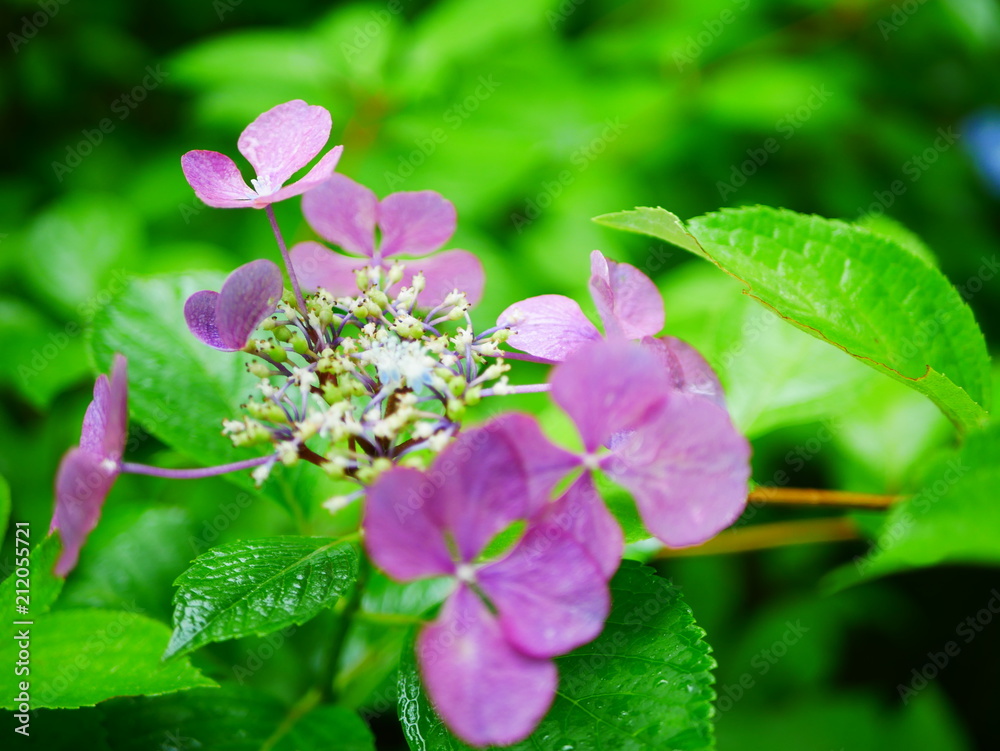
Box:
[2,0,999,748]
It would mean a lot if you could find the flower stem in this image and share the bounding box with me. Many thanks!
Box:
[319,554,371,703]
[265,204,308,315]
[748,487,902,509]
[497,350,558,365]
[121,455,273,479]
[481,383,552,397]
[654,517,859,558]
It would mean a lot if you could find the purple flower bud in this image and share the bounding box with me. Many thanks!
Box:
[184,259,284,351]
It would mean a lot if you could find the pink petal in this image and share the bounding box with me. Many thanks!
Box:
[589,250,664,340]
[436,426,531,562]
[50,447,118,577]
[237,99,332,190]
[302,174,377,257]
[80,374,110,455]
[489,413,579,512]
[642,335,725,407]
[478,520,609,658]
[216,260,285,349]
[377,190,456,258]
[603,393,751,548]
[180,150,254,209]
[418,585,556,747]
[550,340,670,452]
[103,354,128,461]
[399,249,485,308]
[363,467,455,580]
[289,241,366,296]
[262,145,344,206]
[498,295,601,362]
[183,291,227,350]
[184,260,285,351]
[539,474,623,579]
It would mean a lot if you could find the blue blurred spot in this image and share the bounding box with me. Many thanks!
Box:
[963,108,1000,196]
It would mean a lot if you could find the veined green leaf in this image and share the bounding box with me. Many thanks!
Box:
[832,422,1000,585]
[165,536,359,658]
[595,206,991,431]
[1,608,215,710]
[399,561,716,750]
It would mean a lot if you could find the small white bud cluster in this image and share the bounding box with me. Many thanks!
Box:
[226,262,513,493]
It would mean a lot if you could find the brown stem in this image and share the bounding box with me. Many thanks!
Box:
[654,518,860,559]
[298,446,328,467]
[748,486,903,510]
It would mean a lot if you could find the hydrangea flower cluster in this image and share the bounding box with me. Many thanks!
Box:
[51,99,751,747]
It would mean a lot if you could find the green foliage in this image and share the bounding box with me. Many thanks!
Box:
[596,206,991,431]
[21,195,141,318]
[834,422,1000,585]
[60,505,196,621]
[0,473,9,543]
[715,690,971,751]
[658,262,877,438]
[2,608,215,710]
[5,0,1000,745]
[0,533,63,616]
[166,536,359,658]
[98,686,374,751]
[0,296,89,408]
[399,562,716,751]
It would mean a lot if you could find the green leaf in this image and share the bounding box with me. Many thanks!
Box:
[1,533,64,616]
[595,206,992,431]
[88,273,265,491]
[100,686,375,751]
[21,194,141,318]
[832,422,1000,585]
[596,206,707,259]
[0,296,89,408]
[658,263,876,438]
[0,608,215,710]
[0,473,9,543]
[854,214,937,267]
[165,536,359,658]
[273,704,376,751]
[398,561,716,750]
[61,506,195,621]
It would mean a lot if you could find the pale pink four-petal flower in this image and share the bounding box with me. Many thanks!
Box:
[181,99,344,209]
[289,174,485,308]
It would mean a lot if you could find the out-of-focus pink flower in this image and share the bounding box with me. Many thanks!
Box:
[51,355,128,576]
[289,174,484,307]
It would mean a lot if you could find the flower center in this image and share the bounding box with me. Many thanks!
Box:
[455,562,476,583]
[250,175,274,197]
